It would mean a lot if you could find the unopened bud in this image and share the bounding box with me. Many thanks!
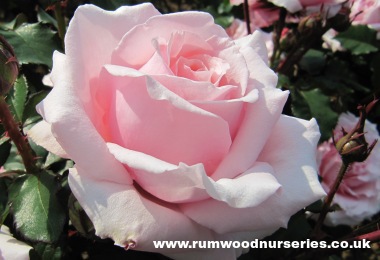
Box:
[333,100,378,164]
[297,14,323,36]
[0,35,19,95]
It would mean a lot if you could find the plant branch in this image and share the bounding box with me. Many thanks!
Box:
[54,1,66,49]
[312,162,350,238]
[243,0,252,34]
[0,95,38,174]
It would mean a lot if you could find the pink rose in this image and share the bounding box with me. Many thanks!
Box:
[317,113,380,226]
[351,0,380,38]
[30,3,324,258]
[0,225,32,260]
[230,0,346,28]
[230,0,282,27]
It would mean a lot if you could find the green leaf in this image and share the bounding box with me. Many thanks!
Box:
[37,7,58,29]
[301,89,338,141]
[214,16,234,28]
[0,23,60,67]
[9,171,66,243]
[6,75,28,123]
[23,90,49,123]
[299,49,326,75]
[0,14,28,30]
[289,87,312,120]
[4,144,25,172]
[0,178,9,217]
[30,243,63,260]
[335,25,378,55]
[0,138,11,167]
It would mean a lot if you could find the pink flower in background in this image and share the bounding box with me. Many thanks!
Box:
[226,19,274,57]
[351,0,380,38]
[230,0,347,27]
[226,18,249,39]
[317,113,380,226]
[30,3,325,258]
[230,0,282,27]
[0,225,32,260]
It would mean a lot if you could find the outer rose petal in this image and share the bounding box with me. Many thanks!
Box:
[0,226,32,260]
[27,120,68,158]
[68,168,244,259]
[37,52,132,185]
[108,143,281,208]
[182,117,325,234]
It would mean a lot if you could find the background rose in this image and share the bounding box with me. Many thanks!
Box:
[350,0,380,38]
[225,19,274,57]
[0,225,32,260]
[30,3,325,259]
[317,112,380,226]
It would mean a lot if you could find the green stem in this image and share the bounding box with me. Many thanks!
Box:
[54,1,66,49]
[313,162,350,238]
[0,95,38,174]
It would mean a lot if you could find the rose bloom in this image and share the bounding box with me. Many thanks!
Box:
[230,0,282,27]
[317,113,380,226]
[0,225,32,260]
[230,0,346,27]
[30,3,325,258]
[350,0,380,38]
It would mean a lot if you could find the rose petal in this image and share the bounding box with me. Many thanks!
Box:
[181,116,325,234]
[152,74,241,101]
[204,162,282,208]
[96,65,231,174]
[108,143,281,208]
[64,3,160,91]
[37,52,132,184]
[112,12,228,69]
[192,88,258,139]
[234,31,272,65]
[68,168,220,254]
[107,142,210,203]
[211,87,288,180]
[27,120,68,158]
[0,226,32,260]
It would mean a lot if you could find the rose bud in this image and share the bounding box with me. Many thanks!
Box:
[0,35,19,96]
[333,100,378,164]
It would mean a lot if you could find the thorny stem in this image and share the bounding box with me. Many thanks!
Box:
[243,0,252,34]
[0,95,38,174]
[313,162,350,238]
[54,1,66,49]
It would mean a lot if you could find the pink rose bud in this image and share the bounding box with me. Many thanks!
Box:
[0,35,19,95]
